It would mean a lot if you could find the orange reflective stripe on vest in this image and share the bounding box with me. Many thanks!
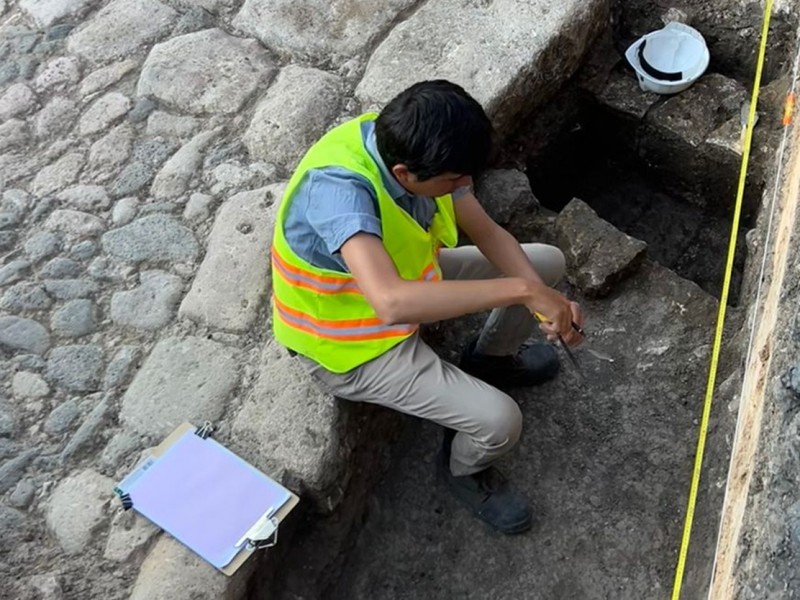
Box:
[273,296,417,342]
[271,245,361,295]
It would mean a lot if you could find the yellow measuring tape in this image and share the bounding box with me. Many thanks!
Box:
[670,2,775,598]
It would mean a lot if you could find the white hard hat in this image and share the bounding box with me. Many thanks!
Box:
[625,22,710,95]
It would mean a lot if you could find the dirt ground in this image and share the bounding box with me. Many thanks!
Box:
[268,262,742,600]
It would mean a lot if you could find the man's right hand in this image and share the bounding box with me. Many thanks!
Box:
[525,282,584,347]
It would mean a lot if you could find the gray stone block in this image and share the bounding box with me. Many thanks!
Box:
[43,278,99,300]
[56,185,110,212]
[0,449,36,494]
[69,240,98,261]
[44,399,80,435]
[109,161,155,197]
[78,92,131,136]
[31,152,84,197]
[0,506,28,549]
[0,83,37,121]
[0,282,53,311]
[111,271,183,330]
[24,231,62,262]
[120,336,240,438]
[0,316,50,354]
[86,123,133,183]
[104,510,158,562]
[40,257,82,279]
[233,0,416,66]
[80,60,138,98]
[231,338,348,512]
[33,97,78,139]
[46,344,104,392]
[474,169,540,225]
[111,197,139,226]
[0,259,31,285]
[60,396,110,461]
[66,0,178,65]
[244,66,343,169]
[130,535,247,600]
[45,469,113,554]
[19,0,97,28]
[44,209,105,241]
[9,478,35,508]
[183,193,215,223]
[180,185,280,331]
[555,198,648,297]
[0,118,29,151]
[100,431,141,468]
[103,345,141,389]
[356,0,608,136]
[0,405,16,437]
[102,214,199,264]
[150,128,220,199]
[50,299,96,338]
[145,111,198,140]
[0,231,17,252]
[33,56,80,93]
[12,371,50,399]
[137,28,276,116]
[128,96,157,123]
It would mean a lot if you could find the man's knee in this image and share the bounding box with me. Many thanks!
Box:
[480,391,523,449]
[523,244,566,288]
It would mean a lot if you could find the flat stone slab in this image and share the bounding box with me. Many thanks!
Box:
[179,185,281,332]
[230,338,350,511]
[137,28,276,116]
[120,337,240,439]
[111,270,183,330]
[44,209,105,241]
[555,198,648,297]
[101,214,199,264]
[244,66,343,170]
[0,316,50,354]
[67,0,178,65]
[150,129,220,200]
[233,0,417,66]
[46,344,104,392]
[19,0,98,27]
[130,535,248,600]
[356,0,608,135]
[45,469,113,555]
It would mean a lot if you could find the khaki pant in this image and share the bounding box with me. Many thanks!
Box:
[297,244,566,476]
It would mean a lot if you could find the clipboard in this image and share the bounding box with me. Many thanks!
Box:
[114,422,299,576]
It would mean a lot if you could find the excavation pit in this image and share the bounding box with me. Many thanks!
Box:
[255,6,798,600]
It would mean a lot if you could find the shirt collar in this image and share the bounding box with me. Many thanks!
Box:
[363,120,410,201]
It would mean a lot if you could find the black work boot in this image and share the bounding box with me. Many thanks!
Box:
[438,429,533,535]
[459,338,560,389]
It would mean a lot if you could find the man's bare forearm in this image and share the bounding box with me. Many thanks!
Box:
[379,277,535,325]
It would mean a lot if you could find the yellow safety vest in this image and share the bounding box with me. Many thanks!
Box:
[271,114,458,372]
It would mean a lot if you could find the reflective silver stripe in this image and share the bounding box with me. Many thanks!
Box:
[273,256,360,292]
[275,303,415,338]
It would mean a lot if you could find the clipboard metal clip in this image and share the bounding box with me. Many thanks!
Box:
[196,421,214,439]
[235,509,279,550]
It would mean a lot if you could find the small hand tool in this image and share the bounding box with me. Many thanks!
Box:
[534,312,585,381]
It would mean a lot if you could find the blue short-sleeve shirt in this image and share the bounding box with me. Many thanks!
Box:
[282,120,468,273]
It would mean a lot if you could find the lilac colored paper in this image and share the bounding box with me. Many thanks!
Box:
[122,431,290,568]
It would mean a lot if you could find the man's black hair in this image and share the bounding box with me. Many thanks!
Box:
[375,80,494,181]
